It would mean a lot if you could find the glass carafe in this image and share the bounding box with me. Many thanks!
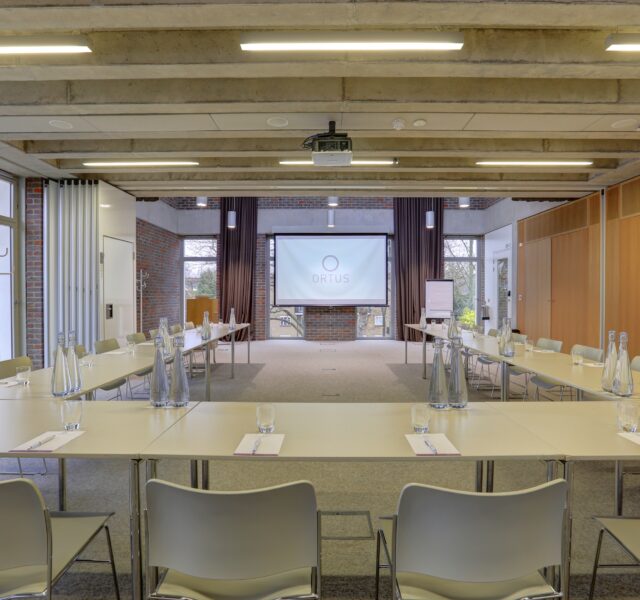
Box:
[229,307,237,331]
[149,336,169,407]
[613,332,634,397]
[169,335,190,407]
[602,330,617,392]
[419,307,427,330]
[428,338,449,409]
[67,331,82,392]
[201,311,211,340]
[447,311,459,339]
[51,332,71,397]
[500,318,515,357]
[448,337,468,409]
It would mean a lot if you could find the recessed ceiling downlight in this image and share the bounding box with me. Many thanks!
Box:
[413,119,427,127]
[610,118,639,130]
[48,119,74,130]
[266,116,289,128]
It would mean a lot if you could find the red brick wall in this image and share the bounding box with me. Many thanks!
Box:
[304,306,357,341]
[25,178,45,368]
[136,218,182,336]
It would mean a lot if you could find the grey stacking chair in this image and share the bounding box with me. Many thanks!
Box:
[149,328,159,339]
[0,478,120,600]
[125,333,152,398]
[184,321,195,330]
[94,338,127,400]
[630,355,640,372]
[126,332,146,344]
[376,480,567,600]
[529,338,567,400]
[169,324,182,335]
[508,333,532,399]
[589,517,640,599]
[572,344,604,363]
[145,479,320,600]
[473,328,500,396]
[0,355,32,380]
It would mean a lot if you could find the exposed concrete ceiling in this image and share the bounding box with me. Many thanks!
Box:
[2,1,640,198]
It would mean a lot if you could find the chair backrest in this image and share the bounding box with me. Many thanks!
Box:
[126,332,146,344]
[631,356,640,372]
[149,328,158,339]
[75,344,87,359]
[0,479,49,572]
[487,328,498,337]
[184,321,195,330]
[394,480,566,583]
[0,356,33,379]
[512,333,527,344]
[146,479,318,580]
[537,337,563,352]
[571,344,604,363]
[169,324,182,335]
[94,338,119,354]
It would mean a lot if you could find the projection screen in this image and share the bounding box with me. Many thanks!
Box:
[275,235,388,306]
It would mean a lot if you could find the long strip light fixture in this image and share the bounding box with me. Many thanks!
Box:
[476,160,593,167]
[280,159,396,166]
[82,161,199,167]
[0,35,92,54]
[606,34,640,51]
[241,31,464,52]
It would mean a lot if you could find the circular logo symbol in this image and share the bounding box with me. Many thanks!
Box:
[322,255,339,272]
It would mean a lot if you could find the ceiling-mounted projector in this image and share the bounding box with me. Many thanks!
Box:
[303,120,353,166]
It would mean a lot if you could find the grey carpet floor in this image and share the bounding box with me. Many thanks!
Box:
[2,340,640,599]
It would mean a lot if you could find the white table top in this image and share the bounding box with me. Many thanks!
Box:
[141,401,562,461]
[0,400,195,459]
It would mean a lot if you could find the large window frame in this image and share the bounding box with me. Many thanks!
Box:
[443,236,482,328]
[181,237,217,322]
[0,173,18,359]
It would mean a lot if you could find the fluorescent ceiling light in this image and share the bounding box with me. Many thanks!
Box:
[0,35,91,54]
[458,197,470,208]
[279,159,396,166]
[425,211,435,229]
[82,161,199,167]
[327,196,339,207]
[196,196,208,208]
[241,31,463,52]
[605,34,640,51]
[476,160,593,167]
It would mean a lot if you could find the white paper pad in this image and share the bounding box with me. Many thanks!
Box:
[234,433,285,456]
[106,350,129,355]
[10,431,85,453]
[405,433,461,456]
[139,341,154,346]
[533,348,555,354]
[0,380,19,388]
[583,362,605,368]
[619,432,640,446]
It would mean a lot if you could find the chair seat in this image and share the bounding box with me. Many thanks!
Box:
[0,512,110,598]
[530,375,563,390]
[509,366,529,376]
[398,570,555,600]
[156,567,312,600]
[596,517,640,560]
[100,378,127,392]
[134,367,152,377]
[477,356,497,366]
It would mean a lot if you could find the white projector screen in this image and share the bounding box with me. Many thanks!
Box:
[275,235,388,306]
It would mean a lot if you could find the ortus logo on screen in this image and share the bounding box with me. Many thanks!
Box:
[313,254,350,284]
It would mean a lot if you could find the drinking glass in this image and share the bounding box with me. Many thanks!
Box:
[411,403,431,433]
[256,403,276,433]
[571,350,584,366]
[60,398,84,431]
[525,341,534,353]
[16,366,31,385]
[617,400,639,433]
[127,341,136,355]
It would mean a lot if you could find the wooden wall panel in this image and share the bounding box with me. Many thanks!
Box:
[587,224,601,348]
[551,229,591,351]
[517,220,526,332]
[605,187,620,338]
[523,237,551,343]
[617,215,640,358]
[620,178,640,218]
[524,197,588,242]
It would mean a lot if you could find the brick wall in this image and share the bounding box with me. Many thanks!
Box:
[253,234,267,340]
[25,178,45,368]
[136,218,182,336]
[305,306,357,341]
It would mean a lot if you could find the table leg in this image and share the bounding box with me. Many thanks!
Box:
[205,343,211,402]
[422,331,427,380]
[58,458,66,511]
[545,460,559,590]
[231,330,236,379]
[576,389,584,402]
[145,460,158,597]
[129,459,143,600]
[561,461,574,600]
[404,329,408,365]
[201,460,210,490]
[190,459,199,489]
[475,461,484,492]
[500,362,510,402]
[615,460,624,516]
[486,460,495,492]
[247,331,251,364]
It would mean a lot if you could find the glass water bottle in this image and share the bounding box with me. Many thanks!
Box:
[67,331,82,392]
[169,335,190,407]
[448,337,468,409]
[613,332,634,397]
[602,330,617,392]
[447,311,459,339]
[51,332,71,397]
[428,338,449,409]
[500,318,515,357]
[419,307,427,330]
[201,311,211,340]
[229,307,237,331]
[149,336,169,408]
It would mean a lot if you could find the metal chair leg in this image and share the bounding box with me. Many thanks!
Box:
[104,525,121,600]
[588,528,605,600]
[375,530,381,600]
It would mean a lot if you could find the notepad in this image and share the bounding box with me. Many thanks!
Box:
[10,431,85,453]
[619,432,640,446]
[533,349,555,354]
[106,350,129,355]
[234,434,285,456]
[405,433,460,456]
[0,380,19,388]
[583,362,605,368]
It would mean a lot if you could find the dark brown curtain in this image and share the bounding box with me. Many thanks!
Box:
[219,197,258,341]
[394,198,444,341]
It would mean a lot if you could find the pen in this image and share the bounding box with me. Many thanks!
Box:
[27,434,56,451]
[251,437,262,455]
[423,438,438,455]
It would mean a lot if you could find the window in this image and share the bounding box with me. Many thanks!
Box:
[269,238,304,338]
[357,237,394,338]
[183,238,217,319]
[443,237,480,328]
[0,176,15,360]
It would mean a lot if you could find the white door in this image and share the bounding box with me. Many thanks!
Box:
[103,236,135,339]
